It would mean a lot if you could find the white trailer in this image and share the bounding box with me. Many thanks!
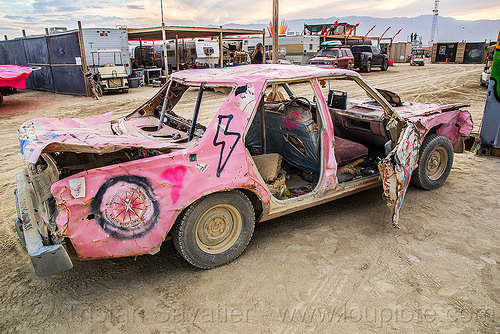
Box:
[81,28,131,75]
[244,34,320,64]
[193,40,220,67]
[131,39,220,70]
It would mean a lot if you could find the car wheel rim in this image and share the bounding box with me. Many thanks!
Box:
[195,204,242,254]
[426,146,448,181]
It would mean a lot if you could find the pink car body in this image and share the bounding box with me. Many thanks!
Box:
[14,65,472,276]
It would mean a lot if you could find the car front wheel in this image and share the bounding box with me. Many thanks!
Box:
[411,134,454,190]
[173,190,255,269]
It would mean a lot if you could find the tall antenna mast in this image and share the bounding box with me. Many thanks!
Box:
[430,0,439,45]
[160,0,169,76]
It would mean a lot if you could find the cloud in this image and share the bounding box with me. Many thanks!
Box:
[126,4,145,10]
[0,0,498,38]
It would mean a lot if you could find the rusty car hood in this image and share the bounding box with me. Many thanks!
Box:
[19,112,183,163]
[335,99,469,121]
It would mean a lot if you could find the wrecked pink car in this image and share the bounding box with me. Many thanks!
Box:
[14,65,472,276]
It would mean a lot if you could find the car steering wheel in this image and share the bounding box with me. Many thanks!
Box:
[289,96,312,112]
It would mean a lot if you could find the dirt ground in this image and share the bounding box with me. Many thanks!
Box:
[0,63,498,333]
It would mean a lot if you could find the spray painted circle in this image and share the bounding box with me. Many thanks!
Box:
[91,176,159,239]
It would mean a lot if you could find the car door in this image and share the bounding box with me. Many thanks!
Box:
[378,123,420,228]
[371,46,381,65]
[337,49,345,68]
[341,49,350,68]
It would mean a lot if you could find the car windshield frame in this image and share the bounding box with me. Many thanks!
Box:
[317,49,339,57]
[154,79,234,141]
[351,45,372,52]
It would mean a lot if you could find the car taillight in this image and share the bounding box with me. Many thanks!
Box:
[360,54,364,60]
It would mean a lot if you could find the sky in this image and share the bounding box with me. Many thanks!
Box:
[0,0,499,39]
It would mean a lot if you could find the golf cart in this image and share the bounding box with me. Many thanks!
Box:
[90,49,129,93]
[410,48,425,66]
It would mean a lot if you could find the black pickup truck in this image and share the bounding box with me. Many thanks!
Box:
[351,45,389,72]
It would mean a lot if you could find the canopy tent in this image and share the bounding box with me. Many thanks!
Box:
[128,26,265,69]
[128,26,264,41]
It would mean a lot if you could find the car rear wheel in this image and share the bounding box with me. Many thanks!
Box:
[364,60,372,72]
[411,134,454,190]
[173,190,255,269]
[381,59,389,71]
[347,62,353,70]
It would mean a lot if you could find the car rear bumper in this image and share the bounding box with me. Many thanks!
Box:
[353,60,365,68]
[14,169,73,277]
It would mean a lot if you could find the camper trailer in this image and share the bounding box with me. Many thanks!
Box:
[80,28,131,75]
[133,40,220,70]
[244,34,320,65]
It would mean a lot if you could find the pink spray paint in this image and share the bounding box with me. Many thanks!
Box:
[161,165,187,204]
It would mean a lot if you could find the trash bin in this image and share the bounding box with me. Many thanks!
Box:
[128,77,140,88]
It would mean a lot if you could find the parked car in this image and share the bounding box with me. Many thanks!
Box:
[351,45,389,72]
[306,46,354,69]
[14,65,472,276]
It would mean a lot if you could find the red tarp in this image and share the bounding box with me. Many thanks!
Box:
[0,65,32,89]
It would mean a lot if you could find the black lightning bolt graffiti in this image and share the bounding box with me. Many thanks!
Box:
[213,114,241,178]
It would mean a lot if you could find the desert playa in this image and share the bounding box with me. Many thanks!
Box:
[0,63,498,332]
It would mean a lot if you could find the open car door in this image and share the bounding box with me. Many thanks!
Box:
[378,123,420,228]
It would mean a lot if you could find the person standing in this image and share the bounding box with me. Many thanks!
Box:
[252,43,264,64]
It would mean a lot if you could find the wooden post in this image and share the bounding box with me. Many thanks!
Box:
[152,40,156,65]
[175,35,179,70]
[4,35,7,41]
[219,26,224,67]
[388,38,393,62]
[262,29,266,64]
[45,28,49,35]
[272,0,279,64]
[22,30,26,38]
[139,39,143,66]
[77,21,91,97]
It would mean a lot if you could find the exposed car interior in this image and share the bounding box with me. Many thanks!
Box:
[245,79,391,200]
[118,81,229,143]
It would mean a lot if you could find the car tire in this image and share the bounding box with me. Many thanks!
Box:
[347,62,353,70]
[364,60,372,73]
[381,59,389,71]
[411,134,454,190]
[334,63,338,68]
[173,190,255,269]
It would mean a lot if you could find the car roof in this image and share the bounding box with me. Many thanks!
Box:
[170,64,360,86]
